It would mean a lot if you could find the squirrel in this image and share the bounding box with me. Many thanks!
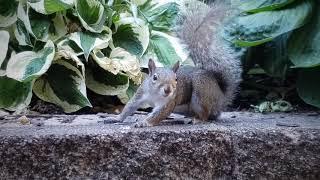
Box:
[105,0,242,127]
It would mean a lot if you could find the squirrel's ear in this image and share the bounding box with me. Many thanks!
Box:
[172,61,180,73]
[148,58,156,76]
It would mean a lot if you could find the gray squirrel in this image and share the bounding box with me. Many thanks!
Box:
[106,0,242,127]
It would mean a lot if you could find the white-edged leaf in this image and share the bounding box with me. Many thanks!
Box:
[55,50,85,70]
[17,1,53,41]
[0,31,10,67]
[113,16,149,56]
[68,27,112,60]
[141,31,185,67]
[51,12,68,40]
[33,59,92,113]
[56,37,86,75]
[85,67,129,96]
[6,40,55,82]
[28,0,74,14]
[239,0,297,13]
[130,3,138,21]
[57,37,83,55]
[75,0,107,33]
[132,0,148,6]
[29,14,52,41]
[1,51,16,77]
[91,47,142,84]
[14,19,32,46]
[0,76,34,111]
[0,71,5,77]
[17,1,35,37]
[0,0,18,27]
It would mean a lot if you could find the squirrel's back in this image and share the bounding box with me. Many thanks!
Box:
[176,0,242,106]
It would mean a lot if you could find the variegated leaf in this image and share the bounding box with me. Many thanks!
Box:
[75,0,107,33]
[28,0,74,14]
[141,31,185,68]
[14,19,32,46]
[0,0,18,27]
[68,27,112,60]
[0,31,10,68]
[85,67,129,96]
[0,76,33,111]
[113,16,149,56]
[6,40,55,82]
[91,47,142,84]
[33,59,92,113]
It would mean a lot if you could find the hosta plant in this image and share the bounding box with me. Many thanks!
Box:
[0,0,186,113]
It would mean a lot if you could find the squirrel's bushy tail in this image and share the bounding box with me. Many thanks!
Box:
[176,0,242,106]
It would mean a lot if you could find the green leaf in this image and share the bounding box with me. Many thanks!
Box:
[0,0,18,27]
[140,2,179,32]
[28,0,74,14]
[224,0,314,47]
[288,3,320,68]
[85,66,130,96]
[113,24,145,56]
[239,0,297,13]
[0,76,33,111]
[68,28,112,60]
[0,31,10,68]
[33,59,92,113]
[297,67,320,108]
[6,40,55,82]
[142,31,181,67]
[75,0,107,33]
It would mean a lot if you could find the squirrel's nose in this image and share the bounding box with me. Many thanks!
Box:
[164,86,171,95]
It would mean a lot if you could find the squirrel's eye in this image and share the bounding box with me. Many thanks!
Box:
[153,74,158,81]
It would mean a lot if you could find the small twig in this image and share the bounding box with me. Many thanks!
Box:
[276,123,300,127]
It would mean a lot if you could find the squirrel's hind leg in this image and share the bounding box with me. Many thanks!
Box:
[190,74,224,122]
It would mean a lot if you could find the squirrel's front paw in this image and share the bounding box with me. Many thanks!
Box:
[134,120,152,128]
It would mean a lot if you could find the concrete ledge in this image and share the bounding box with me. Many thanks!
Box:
[0,112,319,179]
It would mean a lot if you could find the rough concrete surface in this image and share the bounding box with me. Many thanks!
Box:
[0,111,319,179]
